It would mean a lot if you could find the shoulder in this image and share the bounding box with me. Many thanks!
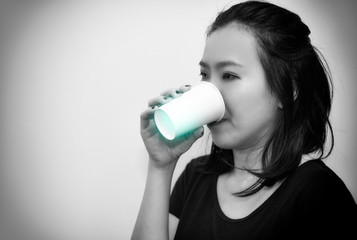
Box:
[170,155,216,219]
[186,155,211,171]
[180,155,211,177]
[174,155,213,189]
[285,160,357,238]
[293,159,346,188]
[288,159,356,206]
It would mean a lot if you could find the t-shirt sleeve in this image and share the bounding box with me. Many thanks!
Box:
[293,161,357,238]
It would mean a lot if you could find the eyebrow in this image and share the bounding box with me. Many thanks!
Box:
[199,60,243,69]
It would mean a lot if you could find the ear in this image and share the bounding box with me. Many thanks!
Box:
[278,101,283,109]
[278,90,297,109]
[275,94,283,109]
[293,89,298,101]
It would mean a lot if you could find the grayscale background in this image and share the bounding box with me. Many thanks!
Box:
[0,0,356,239]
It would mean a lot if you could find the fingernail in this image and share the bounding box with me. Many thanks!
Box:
[164,96,173,100]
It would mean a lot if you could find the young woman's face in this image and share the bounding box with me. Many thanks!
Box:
[200,24,281,151]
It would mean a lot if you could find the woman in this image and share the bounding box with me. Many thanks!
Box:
[132,1,357,239]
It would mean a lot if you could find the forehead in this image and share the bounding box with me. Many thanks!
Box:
[202,24,260,66]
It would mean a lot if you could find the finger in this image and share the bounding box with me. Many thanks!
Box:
[140,107,155,120]
[140,107,156,129]
[148,85,192,109]
[147,96,172,108]
[160,88,182,99]
[178,84,192,94]
[141,118,157,137]
[173,126,204,146]
[178,126,205,151]
[188,126,205,141]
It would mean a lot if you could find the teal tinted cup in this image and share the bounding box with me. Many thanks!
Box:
[154,82,225,140]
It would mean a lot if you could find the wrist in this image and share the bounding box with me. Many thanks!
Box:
[148,157,177,173]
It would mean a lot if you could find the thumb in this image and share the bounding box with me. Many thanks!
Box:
[183,126,204,145]
[193,126,205,139]
[170,127,205,159]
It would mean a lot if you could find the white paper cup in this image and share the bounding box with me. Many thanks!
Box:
[154,82,225,140]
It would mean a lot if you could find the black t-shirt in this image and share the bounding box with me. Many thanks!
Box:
[170,157,357,240]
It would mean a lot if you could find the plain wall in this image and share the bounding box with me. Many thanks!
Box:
[0,0,356,239]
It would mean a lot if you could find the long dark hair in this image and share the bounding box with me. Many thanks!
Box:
[195,0,334,196]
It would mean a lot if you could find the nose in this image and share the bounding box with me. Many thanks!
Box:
[202,79,225,107]
[207,78,222,94]
[207,78,226,109]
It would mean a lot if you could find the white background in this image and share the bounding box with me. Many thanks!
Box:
[0,0,356,239]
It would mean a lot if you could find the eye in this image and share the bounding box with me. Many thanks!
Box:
[222,72,239,80]
[199,71,208,80]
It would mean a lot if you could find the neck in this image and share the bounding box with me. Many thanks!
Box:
[232,146,263,171]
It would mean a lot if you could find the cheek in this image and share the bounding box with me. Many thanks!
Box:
[237,95,279,129]
[226,81,278,119]
[223,89,280,139]
[223,88,259,122]
[212,109,279,150]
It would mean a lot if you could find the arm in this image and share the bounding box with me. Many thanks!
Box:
[169,214,179,240]
[131,160,176,240]
[131,86,203,240]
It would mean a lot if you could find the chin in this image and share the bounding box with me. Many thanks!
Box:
[210,130,258,151]
[210,133,237,150]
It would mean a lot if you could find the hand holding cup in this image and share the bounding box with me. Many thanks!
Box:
[140,85,206,168]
